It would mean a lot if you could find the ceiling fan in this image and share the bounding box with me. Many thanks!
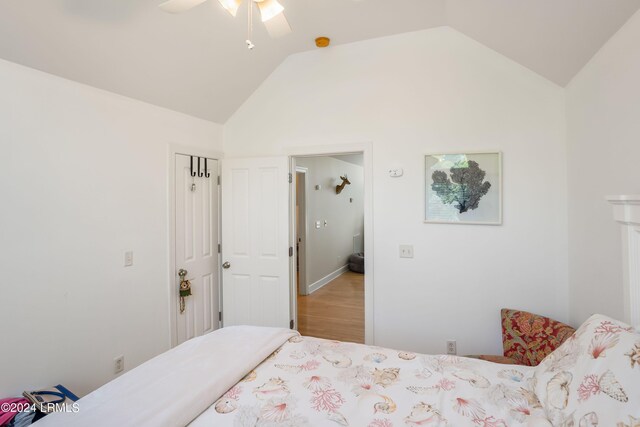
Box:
[159,0,291,49]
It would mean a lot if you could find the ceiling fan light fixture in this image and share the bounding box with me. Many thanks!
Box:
[217,0,242,16]
[256,0,285,22]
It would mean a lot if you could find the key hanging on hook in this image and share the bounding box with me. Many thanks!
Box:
[189,156,197,192]
[188,156,197,191]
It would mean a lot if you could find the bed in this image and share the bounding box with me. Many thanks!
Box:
[34,314,640,427]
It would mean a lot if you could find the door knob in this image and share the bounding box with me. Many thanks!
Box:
[222,262,231,269]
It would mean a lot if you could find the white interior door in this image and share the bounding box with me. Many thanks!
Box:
[175,154,219,345]
[221,157,290,328]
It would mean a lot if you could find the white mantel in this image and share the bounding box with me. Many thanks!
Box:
[607,195,640,328]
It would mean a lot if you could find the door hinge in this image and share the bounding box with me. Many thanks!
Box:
[218,243,221,254]
[289,246,294,257]
[217,175,221,185]
[290,319,294,329]
[288,173,292,183]
[219,311,222,322]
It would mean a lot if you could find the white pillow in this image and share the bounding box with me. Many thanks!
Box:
[532,314,640,426]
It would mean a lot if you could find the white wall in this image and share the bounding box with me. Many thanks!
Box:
[224,27,569,356]
[296,156,364,290]
[566,10,640,325]
[0,59,222,397]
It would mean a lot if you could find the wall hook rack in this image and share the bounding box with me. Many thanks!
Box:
[189,156,211,180]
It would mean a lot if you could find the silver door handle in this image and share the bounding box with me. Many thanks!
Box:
[222,262,231,269]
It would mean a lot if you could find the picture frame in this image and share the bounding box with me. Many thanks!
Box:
[425,152,502,225]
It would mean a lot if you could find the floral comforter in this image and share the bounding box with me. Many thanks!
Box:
[193,336,543,426]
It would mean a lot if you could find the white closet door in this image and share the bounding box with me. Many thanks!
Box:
[175,154,219,344]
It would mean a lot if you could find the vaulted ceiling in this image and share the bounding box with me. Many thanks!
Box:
[1,0,639,123]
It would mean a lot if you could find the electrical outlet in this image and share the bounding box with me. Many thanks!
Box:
[399,245,414,258]
[114,355,124,374]
[446,340,457,355]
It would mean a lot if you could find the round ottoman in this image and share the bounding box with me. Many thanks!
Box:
[348,252,364,274]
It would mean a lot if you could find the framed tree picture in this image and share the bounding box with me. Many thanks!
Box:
[425,152,502,225]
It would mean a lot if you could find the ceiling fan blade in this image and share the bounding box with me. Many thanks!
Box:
[263,11,291,38]
[217,0,242,17]
[159,0,208,13]
[256,0,284,22]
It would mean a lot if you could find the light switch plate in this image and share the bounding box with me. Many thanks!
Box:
[399,245,414,258]
[124,251,134,267]
[315,221,321,229]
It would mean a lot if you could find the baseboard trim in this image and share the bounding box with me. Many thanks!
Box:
[307,265,349,294]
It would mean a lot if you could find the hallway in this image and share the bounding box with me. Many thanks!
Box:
[297,271,364,343]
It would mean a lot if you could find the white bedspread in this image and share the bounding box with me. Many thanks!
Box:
[191,336,544,426]
[34,326,297,427]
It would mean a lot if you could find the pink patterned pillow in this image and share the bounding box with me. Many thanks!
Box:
[533,314,640,426]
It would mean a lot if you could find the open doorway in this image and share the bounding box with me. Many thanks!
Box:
[293,154,365,343]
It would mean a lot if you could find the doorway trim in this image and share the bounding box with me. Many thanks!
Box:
[168,144,224,348]
[295,166,309,296]
[287,142,374,345]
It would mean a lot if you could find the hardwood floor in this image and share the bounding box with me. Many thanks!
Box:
[297,271,364,343]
